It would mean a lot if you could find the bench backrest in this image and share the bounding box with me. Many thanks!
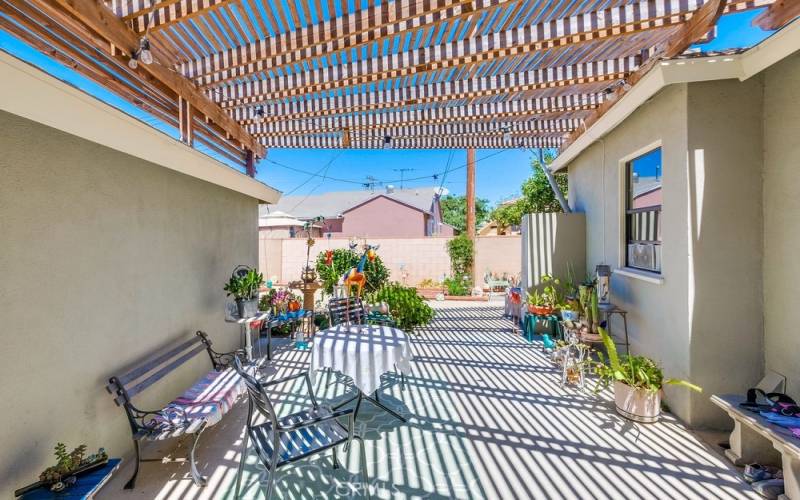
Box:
[328,297,365,326]
[106,333,214,409]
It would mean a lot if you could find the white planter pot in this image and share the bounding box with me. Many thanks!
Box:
[237,298,259,318]
[614,381,661,423]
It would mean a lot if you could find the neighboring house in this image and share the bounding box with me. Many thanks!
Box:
[260,186,456,238]
[546,32,800,429]
[258,211,322,239]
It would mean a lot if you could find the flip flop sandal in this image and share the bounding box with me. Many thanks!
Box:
[740,388,797,412]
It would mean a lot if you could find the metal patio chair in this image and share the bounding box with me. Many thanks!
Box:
[232,357,369,499]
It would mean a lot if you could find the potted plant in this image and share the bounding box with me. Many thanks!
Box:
[591,327,701,423]
[224,267,263,318]
[526,274,562,316]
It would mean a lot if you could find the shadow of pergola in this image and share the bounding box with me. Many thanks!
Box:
[103,303,756,500]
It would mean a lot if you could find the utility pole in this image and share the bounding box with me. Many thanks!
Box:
[466,148,476,240]
[393,168,415,189]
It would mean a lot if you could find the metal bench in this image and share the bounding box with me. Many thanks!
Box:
[106,331,245,489]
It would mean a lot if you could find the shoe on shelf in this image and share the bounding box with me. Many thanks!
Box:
[744,463,780,484]
[751,478,784,499]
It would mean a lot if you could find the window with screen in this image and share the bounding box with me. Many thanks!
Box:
[625,148,662,273]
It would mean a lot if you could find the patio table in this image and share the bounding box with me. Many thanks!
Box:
[309,324,412,422]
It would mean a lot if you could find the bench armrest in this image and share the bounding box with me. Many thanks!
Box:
[278,408,354,432]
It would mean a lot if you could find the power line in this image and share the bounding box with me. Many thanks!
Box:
[265,148,511,188]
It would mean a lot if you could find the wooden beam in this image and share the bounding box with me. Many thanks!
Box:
[753,0,800,30]
[245,149,256,177]
[182,0,508,85]
[202,0,696,103]
[254,119,579,141]
[257,135,565,149]
[39,0,264,157]
[178,96,193,145]
[115,0,235,32]
[561,0,729,151]
[218,56,637,112]
[247,97,599,136]
[199,0,768,91]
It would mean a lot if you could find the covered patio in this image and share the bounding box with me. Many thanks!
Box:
[97,302,755,499]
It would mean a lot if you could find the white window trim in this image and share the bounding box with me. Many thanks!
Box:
[613,267,665,285]
[618,140,663,273]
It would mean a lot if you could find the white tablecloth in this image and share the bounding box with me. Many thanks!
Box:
[309,325,413,395]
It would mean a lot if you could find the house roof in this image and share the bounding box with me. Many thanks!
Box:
[260,187,447,219]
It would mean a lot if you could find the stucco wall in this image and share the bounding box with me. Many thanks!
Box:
[763,51,800,401]
[567,84,695,423]
[0,111,257,494]
[685,77,765,427]
[566,76,769,428]
[271,236,522,287]
[342,196,427,237]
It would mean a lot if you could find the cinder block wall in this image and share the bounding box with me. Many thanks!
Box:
[0,111,258,495]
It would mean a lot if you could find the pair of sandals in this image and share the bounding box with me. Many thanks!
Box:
[744,464,785,500]
[740,388,800,417]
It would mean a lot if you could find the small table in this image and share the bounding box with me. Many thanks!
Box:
[225,312,270,363]
[523,313,562,345]
[310,325,412,422]
[17,459,121,499]
[262,310,314,355]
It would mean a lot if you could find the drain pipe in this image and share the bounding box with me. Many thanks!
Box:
[539,149,571,213]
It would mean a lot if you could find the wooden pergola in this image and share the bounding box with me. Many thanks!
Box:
[1,0,795,174]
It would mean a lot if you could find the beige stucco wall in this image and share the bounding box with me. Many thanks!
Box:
[684,77,765,427]
[567,84,696,423]
[0,111,257,494]
[763,51,800,402]
[267,236,522,287]
[566,79,766,428]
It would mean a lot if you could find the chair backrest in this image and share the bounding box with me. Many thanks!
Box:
[328,297,365,326]
[232,357,279,429]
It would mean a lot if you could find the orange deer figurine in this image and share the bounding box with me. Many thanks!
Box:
[341,243,378,297]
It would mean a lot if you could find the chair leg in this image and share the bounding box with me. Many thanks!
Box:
[264,458,278,500]
[124,438,141,489]
[234,428,250,499]
[332,446,340,469]
[189,424,208,487]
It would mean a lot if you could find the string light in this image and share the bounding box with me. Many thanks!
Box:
[138,37,153,65]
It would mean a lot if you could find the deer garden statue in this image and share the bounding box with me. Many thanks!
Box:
[340,242,379,297]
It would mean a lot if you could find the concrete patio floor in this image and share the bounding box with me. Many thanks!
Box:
[98,302,757,499]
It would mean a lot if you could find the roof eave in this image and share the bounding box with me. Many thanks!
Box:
[551,20,800,172]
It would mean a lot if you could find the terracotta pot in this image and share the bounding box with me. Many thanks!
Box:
[614,381,661,423]
[528,304,554,316]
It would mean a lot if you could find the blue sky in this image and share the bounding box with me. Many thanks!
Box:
[0,8,771,204]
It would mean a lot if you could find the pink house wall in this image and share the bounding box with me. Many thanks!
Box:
[341,196,427,237]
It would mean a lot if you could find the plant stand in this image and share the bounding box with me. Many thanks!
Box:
[523,313,562,346]
[225,312,270,364]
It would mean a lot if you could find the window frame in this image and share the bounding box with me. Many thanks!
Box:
[617,142,663,275]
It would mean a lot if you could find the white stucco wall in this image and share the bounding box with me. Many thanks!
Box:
[0,111,258,495]
[763,51,800,402]
[566,77,767,428]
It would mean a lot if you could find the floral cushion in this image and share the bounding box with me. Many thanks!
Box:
[169,367,245,427]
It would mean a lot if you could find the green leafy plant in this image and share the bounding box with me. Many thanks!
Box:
[591,327,702,394]
[224,268,263,301]
[367,283,434,332]
[443,274,471,296]
[446,234,474,276]
[39,443,88,483]
[526,274,563,308]
[315,248,389,295]
[490,151,568,229]
[417,278,442,288]
[440,194,491,233]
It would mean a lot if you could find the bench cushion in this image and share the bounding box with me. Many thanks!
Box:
[170,367,245,427]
